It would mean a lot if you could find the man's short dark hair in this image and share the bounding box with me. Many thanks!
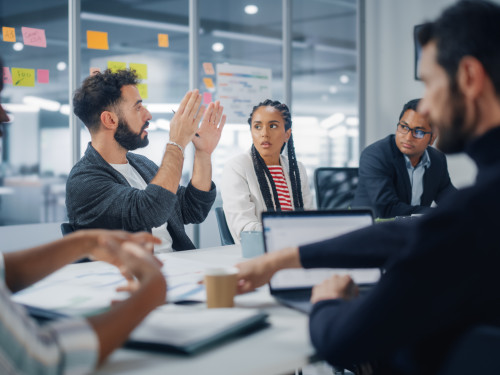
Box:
[418,0,500,96]
[399,98,421,120]
[73,69,139,132]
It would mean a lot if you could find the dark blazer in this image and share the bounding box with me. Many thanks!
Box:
[66,143,216,251]
[302,127,500,374]
[352,135,456,218]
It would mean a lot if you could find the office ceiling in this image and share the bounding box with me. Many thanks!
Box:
[0,0,358,118]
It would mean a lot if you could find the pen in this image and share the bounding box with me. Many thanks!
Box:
[172,109,200,137]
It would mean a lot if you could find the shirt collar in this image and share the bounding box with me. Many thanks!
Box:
[404,149,431,170]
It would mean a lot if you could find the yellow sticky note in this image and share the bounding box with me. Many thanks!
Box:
[203,77,215,89]
[137,83,148,99]
[158,33,169,48]
[87,30,109,50]
[11,68,35,87]
[130,63,147,80]
[107,61,127,73]
[2,27,16,42]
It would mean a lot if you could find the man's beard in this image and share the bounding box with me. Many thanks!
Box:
[436,83,474,154]
[114,118,149,151]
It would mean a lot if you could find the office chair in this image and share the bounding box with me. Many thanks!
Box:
[314,167,359,209]
[60,222,74,236]
[214,207,235,246]
[438,325,500,374]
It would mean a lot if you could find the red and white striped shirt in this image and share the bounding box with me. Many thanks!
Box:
[267,165,293,211]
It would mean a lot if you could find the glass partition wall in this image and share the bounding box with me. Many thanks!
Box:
[0,0,359,246]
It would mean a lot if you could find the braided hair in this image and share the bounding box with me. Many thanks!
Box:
[248,99,304,211]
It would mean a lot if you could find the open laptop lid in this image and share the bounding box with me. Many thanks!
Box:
[261,209,378,294]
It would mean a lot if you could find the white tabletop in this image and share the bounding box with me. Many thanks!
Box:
[95,245,315,375]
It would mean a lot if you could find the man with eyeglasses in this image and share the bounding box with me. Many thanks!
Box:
[352,98,456,218]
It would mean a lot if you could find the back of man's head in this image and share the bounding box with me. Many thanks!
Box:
[418,0,500,96]
[73,69,139,132]
[399,98,420,120]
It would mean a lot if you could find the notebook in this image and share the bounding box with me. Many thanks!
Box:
[261,209,381,314]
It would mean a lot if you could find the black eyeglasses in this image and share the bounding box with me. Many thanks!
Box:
[396,123,432,139]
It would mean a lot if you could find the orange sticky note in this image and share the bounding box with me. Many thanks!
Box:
[22,27,46,47]
[130,63,147,80]
[3,67,12,85]
[158,33,169,48]
[90,67,101,75]
[203,77,215,89]
[11,68,35,87]
[137,84,148,99]
[107,61,127,73]
[203,62,215,75]
[87,30,109,50]
[2,27,16,42]
[37,69,49,84]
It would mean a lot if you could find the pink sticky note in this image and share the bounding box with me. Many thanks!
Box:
[3,67,12,85]
[22,27,47,48]
[37,69,49,83]
[203,62,215,75]
[203,92,212,105]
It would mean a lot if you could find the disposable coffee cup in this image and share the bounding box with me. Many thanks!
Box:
[240,231,265,258]
[204,267,238,308]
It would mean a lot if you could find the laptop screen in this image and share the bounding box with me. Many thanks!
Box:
[262,210,380,291]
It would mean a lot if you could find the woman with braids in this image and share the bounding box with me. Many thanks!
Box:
[221,99,314,243]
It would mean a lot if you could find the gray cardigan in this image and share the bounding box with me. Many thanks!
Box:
[66,143,216,251]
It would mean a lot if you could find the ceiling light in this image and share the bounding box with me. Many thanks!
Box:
[345,116,359,126]
[22,96,61,112]
[328,86,338,94]
[244,5,259,15]
[59,104,70,115]
[13,42,23,51]
[57,61,67,71]
[212,42,224,52]
[339,74,349,84]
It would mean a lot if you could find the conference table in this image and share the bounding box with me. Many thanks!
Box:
[94,244,316,375]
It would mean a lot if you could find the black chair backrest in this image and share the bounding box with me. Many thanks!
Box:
[314,167,359,209]
[60,222,74,236]
[214,207,235,246]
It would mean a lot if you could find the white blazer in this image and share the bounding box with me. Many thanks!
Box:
[221,149,314,243]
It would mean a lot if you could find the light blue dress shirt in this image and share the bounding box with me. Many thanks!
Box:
[0,253,98,375]
[404,149,431,206]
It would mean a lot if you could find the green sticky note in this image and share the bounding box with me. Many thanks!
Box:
[11,68,35,87]
[130,63,147,80]
[107,61,127,73]
[137,83,148,99]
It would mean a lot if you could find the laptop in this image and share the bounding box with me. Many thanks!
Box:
[261,209,381,314]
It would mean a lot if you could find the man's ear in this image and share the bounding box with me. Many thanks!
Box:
[429,132,437,146]
[457,56,486,101]
[100,110,119,130]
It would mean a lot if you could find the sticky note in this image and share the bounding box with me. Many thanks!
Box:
[107,61,127,73]
[21,27,47,48]
[203,62,215,75]
[2,27,16,42]
[203,77,215,89]
[87,30,109,50]
[11,68,35,87]
[203,92,212,104]
[158,33,169,48]
[37,69,49,84]
[3,67,12,85]
[90,67,101,75]
[137,84,148,99]
[130,63,147,80]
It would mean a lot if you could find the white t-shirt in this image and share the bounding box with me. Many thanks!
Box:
[110,162,173,253]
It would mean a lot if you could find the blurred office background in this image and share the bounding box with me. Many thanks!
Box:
[0,0,478,247]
